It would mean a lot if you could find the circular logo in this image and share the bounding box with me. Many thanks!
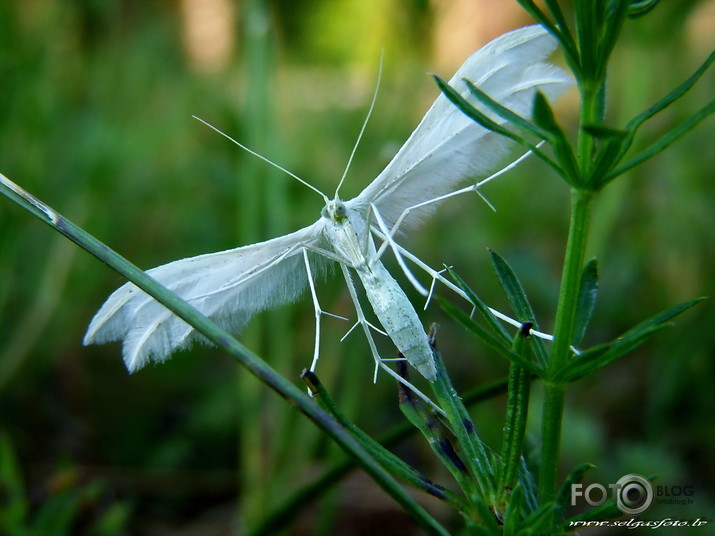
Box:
[615,474,653,515]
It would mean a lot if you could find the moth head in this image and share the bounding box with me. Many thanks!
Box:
[322,199,348,223]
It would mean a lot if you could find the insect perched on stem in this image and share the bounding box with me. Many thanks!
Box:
[84,26,572,402]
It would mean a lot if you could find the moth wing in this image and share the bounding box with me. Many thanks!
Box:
[84,220,329,372]
[350,25,573,230]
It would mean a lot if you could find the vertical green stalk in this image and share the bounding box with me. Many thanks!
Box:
[576,82,602,175]
[237,0,278,529]
[538,380,566,504]
[550,188,593,372]
[539,188,592,503]
[539,50,603,503]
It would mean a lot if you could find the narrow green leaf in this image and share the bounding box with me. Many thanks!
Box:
[489,250,549,367]
[566,324,667,381]
[472,495,503,535]
[581,123,628,140]
[430,341,495,499]
[531,92,580,181]
[604,98,715,185]
[500,336,532,494]
[463,79,548,140]
[502,484,525,536]
[518,502,556,535]
[434,75,505,133]
[586,136,626,187]
[598,0,630,76]
[433,76,565,178]
[562,501,622,527]
[395,365,474,507]
[561,297,705,381]
[517,459,539,514]
[572,259,598,346]
[32,486,83,533]
[532,90,562,138]
[554,463,595,520]
[542,0,579,58]
[616,50,715,161]
[628,0,660,18]
[489,250,537,323]
[515,1,555,31]
[574,0,599,77]
[515,1,581,75]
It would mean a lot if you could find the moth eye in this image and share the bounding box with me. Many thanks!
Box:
[321,206,329,218]
[336,204,347,217]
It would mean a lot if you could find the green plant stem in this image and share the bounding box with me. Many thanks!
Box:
[538,381,566,505]
[0,173,450,536]
[539,188,593,505]
[537,17,603,504]
[577,82,602,176]
[550,189,593,372]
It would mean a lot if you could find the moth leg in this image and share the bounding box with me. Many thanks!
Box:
[304,249,323,373]
[371,229,557,343]
[341,319,386,342]
[361,203,376,257]
[369,202,428,297]
[303,249,349,373]
[370,148,543,270]
[424,266,449,310]
[339,264,444,415]
[372,148,538,265]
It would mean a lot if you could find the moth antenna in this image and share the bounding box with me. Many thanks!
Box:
[192,115,329,203]
[334,50,384,199]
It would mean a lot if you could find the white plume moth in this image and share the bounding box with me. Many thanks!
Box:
[84,26,572,398]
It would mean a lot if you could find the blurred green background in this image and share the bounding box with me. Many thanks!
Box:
[1,1,713,535]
